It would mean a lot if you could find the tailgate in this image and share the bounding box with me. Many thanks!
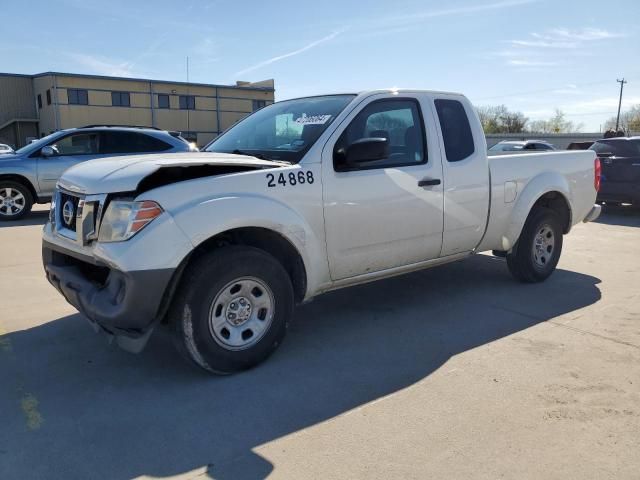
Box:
[601,155,640,183]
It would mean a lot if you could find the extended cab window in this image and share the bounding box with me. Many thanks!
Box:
[49,133,99,155]
[435,99,474,162]
[334,98,426,171]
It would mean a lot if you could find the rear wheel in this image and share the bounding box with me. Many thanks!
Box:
[0,181,33,221]
[170,246,294,374]
[506,207,563,283]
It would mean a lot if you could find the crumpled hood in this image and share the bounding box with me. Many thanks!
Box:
[57,152,284,194]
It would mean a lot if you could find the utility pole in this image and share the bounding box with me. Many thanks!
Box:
[186,56,190,134]
[615,78,627,131]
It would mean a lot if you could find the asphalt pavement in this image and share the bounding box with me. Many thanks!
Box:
[0,205,638,480]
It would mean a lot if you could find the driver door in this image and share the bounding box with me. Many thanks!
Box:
[37,132,100,196]
[322,94,444,281]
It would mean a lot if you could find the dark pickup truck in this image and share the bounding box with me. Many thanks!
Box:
[590,137,640,206]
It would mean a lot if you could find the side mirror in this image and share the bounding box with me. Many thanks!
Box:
[40,145,57,157]
[345,137,389,165]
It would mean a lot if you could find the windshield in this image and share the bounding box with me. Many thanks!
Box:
[15,131,64,155]
[205,94,356,163]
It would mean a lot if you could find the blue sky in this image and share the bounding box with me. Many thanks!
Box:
[2,0,639,131]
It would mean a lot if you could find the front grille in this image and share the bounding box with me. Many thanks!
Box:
[54,189,106,245]
[59,192,80,231]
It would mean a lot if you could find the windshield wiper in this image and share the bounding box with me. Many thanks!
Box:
[231,149,270,160]
[230,149,293,165]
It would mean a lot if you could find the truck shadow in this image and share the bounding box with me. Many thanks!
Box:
[0,210,49,228]
[0,255,601,480]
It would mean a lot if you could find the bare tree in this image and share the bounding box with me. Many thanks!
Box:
[527,109,582,133]
[604,105,640,134]
[476,105,528,133]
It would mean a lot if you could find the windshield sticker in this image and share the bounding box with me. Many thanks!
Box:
[294,114,332,125]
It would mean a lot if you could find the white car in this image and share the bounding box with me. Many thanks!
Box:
[0,143,14,154]
[42,89,601,374]
[489,140,556,155]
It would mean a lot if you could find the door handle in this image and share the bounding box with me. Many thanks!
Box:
[418,178,441,187]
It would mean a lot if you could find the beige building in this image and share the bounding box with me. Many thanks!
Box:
[0,72,275,148]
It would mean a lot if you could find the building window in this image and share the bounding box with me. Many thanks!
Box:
[111,91,131,107]
[68,89,89,105]
[37,94,42,109]
[157,94,170,109]
[252,99,266,111]
[46,89,51,105]
[179,95,195,110]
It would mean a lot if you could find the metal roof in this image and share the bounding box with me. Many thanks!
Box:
[0,71,275,92]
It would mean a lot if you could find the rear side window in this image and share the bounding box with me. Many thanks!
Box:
[435,99,475,162]
[100,132,172,154]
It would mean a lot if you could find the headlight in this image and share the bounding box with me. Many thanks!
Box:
[49,193,57,223]
[98,200,163,242]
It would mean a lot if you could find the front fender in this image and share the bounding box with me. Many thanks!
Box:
[502,172,571,251]
[0,162,40,195]
[168,193,326,297]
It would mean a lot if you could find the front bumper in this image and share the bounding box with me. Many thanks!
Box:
[582,204,601,223]
[43,240,175,352]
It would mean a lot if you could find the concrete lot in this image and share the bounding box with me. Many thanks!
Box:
[0,205,639,480]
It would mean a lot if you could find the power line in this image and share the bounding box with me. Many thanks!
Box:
[561,111,617,117]
[473,79,615,102]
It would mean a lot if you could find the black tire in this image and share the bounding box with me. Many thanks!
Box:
[170,246,294,374]
[506,207,563,283]
[0,181,33,221]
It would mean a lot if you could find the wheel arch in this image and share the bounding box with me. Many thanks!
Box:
[157,226,309,324]
[0,174,38,202]
[504,172,573,251]
[192,227,308,304]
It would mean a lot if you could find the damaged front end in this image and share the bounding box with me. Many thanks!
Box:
[43,243,175,352]
[43,156,285,351]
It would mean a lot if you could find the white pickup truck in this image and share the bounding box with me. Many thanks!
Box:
[42,89,602,374]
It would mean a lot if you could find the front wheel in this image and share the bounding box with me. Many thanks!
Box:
[506,207,563,283]
[0,181,33,221]
[170,246,294,374]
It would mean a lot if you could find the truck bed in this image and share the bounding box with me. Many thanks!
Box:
[478,150,597,252]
